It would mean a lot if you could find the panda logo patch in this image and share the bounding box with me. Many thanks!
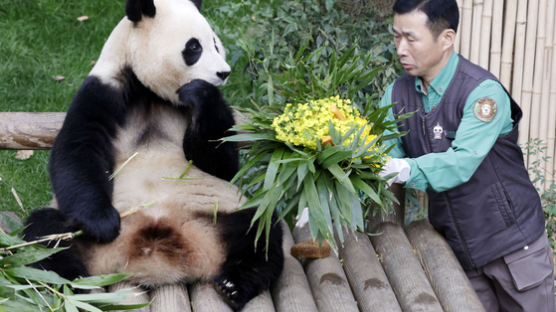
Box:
[473,97,497,122]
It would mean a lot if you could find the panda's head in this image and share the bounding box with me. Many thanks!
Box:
[121,0,230,104]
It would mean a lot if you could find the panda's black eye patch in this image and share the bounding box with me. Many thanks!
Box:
[182,38,202,66]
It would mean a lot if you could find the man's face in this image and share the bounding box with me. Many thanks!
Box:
[393,10,448,82]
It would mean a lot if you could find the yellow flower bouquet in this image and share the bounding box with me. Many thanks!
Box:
[222,47,411,250]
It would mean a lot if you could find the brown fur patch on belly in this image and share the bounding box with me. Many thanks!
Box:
[130,218,190,265]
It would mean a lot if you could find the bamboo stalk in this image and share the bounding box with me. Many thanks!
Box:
[537,0,555,190]
[479,0,493,69]
[500,0,518,89]
[528,0,547,142]
[518,0,539,148]
[460,0,474,58]
[527,0,546,174]
[511,0,529,102]
[455,0,464,53]
[488,0,503,77]
[547,4,556,187]
[470,0,484,64]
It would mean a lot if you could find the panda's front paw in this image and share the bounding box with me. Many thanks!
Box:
[214,273,248,311]
[177,79,218,111]
[73,206,121,243]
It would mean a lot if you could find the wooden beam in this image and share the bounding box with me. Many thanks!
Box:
[292,224,359,312]
[406,220,485,312]
[339,229,402,312]
[272,222,318,312]
[369,223,443,312]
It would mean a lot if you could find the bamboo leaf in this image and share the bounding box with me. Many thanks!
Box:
[69,299,103,312]
[72,274,132,288]
[0,248,65,266]
[6,267,70,284]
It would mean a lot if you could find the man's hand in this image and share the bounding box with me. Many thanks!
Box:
[379,158,411,185]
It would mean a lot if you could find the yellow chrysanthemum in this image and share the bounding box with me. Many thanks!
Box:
[271,96,378,154]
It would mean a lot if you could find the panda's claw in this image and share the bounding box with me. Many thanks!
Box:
[214,274,243,311]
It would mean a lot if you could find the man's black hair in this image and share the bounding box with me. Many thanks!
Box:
[393,0,459,37]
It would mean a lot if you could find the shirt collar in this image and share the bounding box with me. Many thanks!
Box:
[414,51,459,96]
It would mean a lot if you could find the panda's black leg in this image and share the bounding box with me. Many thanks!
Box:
[23,207,89,280]
[214,208,284,311]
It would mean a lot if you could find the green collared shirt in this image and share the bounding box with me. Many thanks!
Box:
[379,52,513,192]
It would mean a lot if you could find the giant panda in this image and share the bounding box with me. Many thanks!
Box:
[22,0,284,309]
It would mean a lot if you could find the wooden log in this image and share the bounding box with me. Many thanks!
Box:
[271,222,318,312]
[499,0,518,89]
[369,223,443,312]
[150,284,191,312]
[292,224,358,312]
[242,291,275,312]
[406,220,485,312]
[339,229,402,312]
[0,112,64,149]
[108,282,150,312]
[0,111,248,150]
[188,281,232,312]
[518,0,539,147]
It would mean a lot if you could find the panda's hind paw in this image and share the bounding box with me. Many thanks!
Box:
[213,274,247,311]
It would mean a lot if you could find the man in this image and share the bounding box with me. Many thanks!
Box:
[379,0,555,310]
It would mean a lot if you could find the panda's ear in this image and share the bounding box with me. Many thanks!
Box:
[190,0,202,10]
[125,0,156,22]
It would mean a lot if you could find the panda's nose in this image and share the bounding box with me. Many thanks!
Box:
[217,71,230,81]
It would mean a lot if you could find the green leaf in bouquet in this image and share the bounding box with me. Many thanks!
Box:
[71,274,132,288]
[316,176,334,236]
[263,149,284,190]
[327,163,355,193]
[222,132,276,143]
[5,267,70,285]
[351,176,383,208]
[296,161,309,191]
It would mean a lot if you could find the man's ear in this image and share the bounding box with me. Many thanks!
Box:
[126,0,156,22]
[440,28,456,51]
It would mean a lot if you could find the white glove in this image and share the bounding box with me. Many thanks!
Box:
[379,158,411,185]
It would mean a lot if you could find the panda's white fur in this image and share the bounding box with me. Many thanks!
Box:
[24,0,283,309]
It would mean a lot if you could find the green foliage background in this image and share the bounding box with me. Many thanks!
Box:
[0,0,400,217]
